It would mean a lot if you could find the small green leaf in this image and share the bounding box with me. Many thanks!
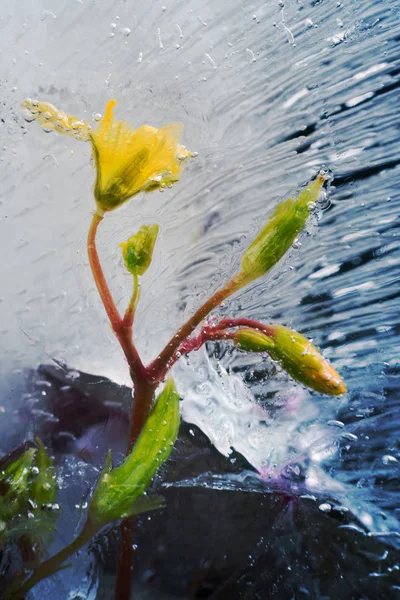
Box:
[88,378,180,528]
[240,174,325,285]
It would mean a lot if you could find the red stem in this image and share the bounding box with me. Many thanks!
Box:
[162,317,275,374]
[147,273,244,382]
[87,212,122,331]
[213,317,274,337]
[87,212,146,381]
[157,330,236,380]
[115,518,135,600]
[115,377,157,600]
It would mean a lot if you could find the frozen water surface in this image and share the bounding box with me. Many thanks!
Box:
[1,0,400,597]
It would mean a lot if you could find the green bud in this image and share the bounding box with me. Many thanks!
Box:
[119,224,159,276]
[234,328,275,352]
[267,325,346,396]
[88,378,180,528]
[240,174,326,285]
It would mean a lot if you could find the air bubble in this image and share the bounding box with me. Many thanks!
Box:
[382,455,398,465]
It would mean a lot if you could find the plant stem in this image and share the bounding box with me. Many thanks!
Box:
[115,377,157,600]
[148,273,245,382]
[213,317,275,337]
[115,517,135,600]
[88,210,158,600]
[87,211,145,380]
[7,521,95,599]
[122,273,140,328]
[128,378,158,451]
[87,211,121,332]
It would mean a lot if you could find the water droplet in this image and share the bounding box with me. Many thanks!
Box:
[327,420,345,428]
[341,432,358,442]
[382,455,398,465]
[120,27,131,37]
[292,238,301,249]
[319,502,331,513]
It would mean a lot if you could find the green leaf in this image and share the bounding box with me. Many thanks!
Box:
[88,378,180,528]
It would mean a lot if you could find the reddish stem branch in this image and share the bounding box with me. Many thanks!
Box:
[147,273,245,382]
[156,330,236,380]
[212,317,275,337]
[163,317,274,373]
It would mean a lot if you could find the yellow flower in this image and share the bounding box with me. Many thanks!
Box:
[21,98,193,213]
[90,100,193,212]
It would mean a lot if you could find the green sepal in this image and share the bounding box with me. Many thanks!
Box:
[234,328,275,352]
[240,174,325,284]
[88,378,180,528]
